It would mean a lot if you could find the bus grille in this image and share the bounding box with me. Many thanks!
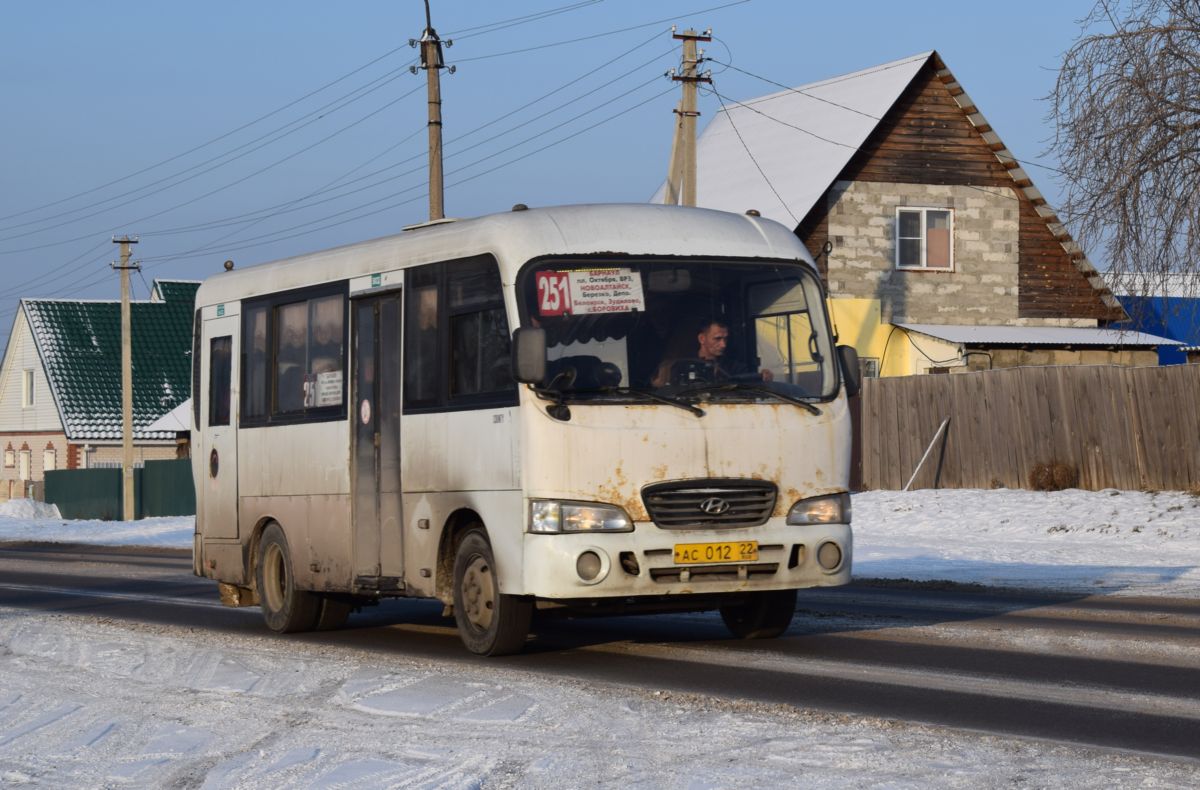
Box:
[642,479,777,529]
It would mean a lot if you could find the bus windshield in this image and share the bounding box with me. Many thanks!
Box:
[520,259,838,403]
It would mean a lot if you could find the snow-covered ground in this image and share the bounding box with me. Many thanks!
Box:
[1,489,1198,787]
[2,488,1198,596]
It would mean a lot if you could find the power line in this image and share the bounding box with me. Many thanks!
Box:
[454,0,751,62]
[712,84,799,224]
[139,84,676,266]
[706,59,881,120]
[138,39,676,259]
[708,87,857,149]
[0,82,425,256]
[447,1,606,39]
[0,45,416,226]
[0,66,416,243]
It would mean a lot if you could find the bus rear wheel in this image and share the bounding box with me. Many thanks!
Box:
[452,528,531,656]
[257,523,320,633]
[719,589,797,639]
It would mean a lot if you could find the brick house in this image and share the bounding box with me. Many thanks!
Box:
[0,280,198,499]
[665,51,1177,376]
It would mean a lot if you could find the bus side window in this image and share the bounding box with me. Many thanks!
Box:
[243,305,268,420]
[448,259,510,398]
[403,264,439,407]
[403,255,516,412]
[209,336,232,426]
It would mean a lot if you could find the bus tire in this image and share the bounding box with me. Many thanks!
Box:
[315,596,353,631]
[452,528,531,656]
[256,523,320,633]
[719,589,797,639]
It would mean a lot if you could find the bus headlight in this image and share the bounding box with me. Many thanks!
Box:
[529,500,633,533]
[786,493,851,525]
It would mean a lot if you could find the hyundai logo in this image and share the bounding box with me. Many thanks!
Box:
[699,497,730,515]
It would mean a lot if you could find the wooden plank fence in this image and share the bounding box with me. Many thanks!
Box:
[860,364,1200,491]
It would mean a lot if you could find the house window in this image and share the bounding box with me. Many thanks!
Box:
[43,445,56,473]
[21,369,34,407]
[859,357,880,379]
[896,208,953,270]
[3,447,13,468]
[18,450,31,481]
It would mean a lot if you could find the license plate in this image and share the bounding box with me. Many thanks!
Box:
[673,541,758,565]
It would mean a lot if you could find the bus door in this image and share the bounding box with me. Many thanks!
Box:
[351,293,403,587]
[199,311,239,539]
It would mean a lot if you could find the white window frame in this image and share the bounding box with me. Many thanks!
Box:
[895,207,955,271]
[43,446,56,473]
[18,450,31,481]
[3,449,13,468]
[21,369,35,408]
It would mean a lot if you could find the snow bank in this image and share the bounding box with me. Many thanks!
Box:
[0,498,61,519]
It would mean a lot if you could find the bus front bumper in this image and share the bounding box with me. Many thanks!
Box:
[518,520,851,600]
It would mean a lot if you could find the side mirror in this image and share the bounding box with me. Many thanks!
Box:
[512,327,547,385]
[837,344,861,397]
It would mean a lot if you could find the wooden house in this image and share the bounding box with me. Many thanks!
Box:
[663,51,1177,376]
[0,280,198,499]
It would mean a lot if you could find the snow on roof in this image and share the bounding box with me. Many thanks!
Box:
[145,398,190,433]
[897,323,1183,347]
[1107,272,1200,299]
[651,52,933,226]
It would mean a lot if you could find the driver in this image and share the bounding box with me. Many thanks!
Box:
[652,318,773,385]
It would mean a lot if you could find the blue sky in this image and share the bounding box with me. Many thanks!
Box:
[0,0,1096,321]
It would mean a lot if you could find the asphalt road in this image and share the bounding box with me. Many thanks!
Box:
[1,542,1198,761]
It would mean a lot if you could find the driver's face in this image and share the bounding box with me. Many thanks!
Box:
[697,324,729,361]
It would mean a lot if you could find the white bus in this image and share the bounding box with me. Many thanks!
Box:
[192,203,859,655]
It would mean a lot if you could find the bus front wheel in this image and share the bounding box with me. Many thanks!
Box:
[257,523,320,633]
[452,528,531,656]
[719,589,797,639]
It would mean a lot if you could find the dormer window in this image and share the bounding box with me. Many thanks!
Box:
[21,369,34,407]
[896,207,953,270]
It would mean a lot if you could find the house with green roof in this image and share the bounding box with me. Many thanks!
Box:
[0,279,198,499]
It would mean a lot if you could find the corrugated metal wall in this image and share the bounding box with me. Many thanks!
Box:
[45,458,194,520]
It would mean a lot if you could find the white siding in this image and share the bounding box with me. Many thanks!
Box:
[0,310,63,432]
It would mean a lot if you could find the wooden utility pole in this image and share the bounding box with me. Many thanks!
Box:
[415,0,452,221]
[111,235,139,521]
[664,27,712,207]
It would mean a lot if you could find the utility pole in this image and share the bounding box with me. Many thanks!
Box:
[664,27,712,207]
[412,0,453,221]
[112,236,139,521]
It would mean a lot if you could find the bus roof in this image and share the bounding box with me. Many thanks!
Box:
[194,203,814,307]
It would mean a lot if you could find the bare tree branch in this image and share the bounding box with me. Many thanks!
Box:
[1049,0,1200,300]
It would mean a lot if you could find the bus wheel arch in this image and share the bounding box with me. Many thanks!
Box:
[435,509,484,605]
[255,520,321,633]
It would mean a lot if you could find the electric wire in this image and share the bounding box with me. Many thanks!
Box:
[139,84,676,267]
[140,30,668,241]
[453,0,751,63]
[0,66,417,245]
[0,45,416,226]
[446,1,606,39]
[711,83,799,224]
[138,43,678,263]
[0,81,425,256]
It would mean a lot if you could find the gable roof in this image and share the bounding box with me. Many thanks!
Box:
[652,52,932,224]
[21,280,198,442]
[660,51,1121,317]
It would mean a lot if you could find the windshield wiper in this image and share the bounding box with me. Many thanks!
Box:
[585,386,705,417]
[535,384,704,417]
[676,382,821,415]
